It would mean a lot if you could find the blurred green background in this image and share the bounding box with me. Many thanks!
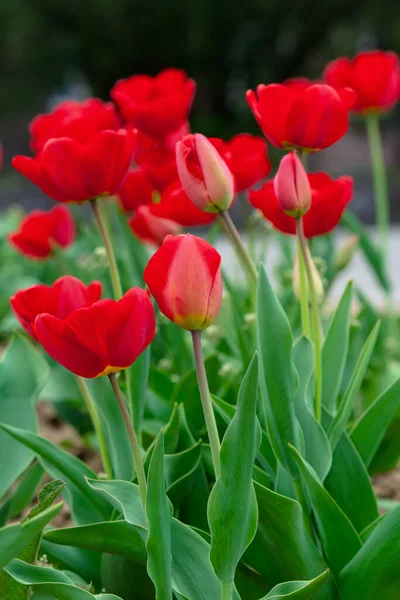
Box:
[0,0,399,218]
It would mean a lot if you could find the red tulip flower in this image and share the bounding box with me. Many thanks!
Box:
[34,287,156,378]
[135,133,179,192]
[176,134,235,212]
[144,234,222,331]
[111,68,196,137]
[12,129,136,204]
[221,134,272,192]
[152,181,217,227]
[129,205,181,246]
[10,275,102,339]
[118,168,154,213]
[29,98,121,153]
[246,81,356,152]
[324,50,400,115]
[8,206,76,259]
[250,172,353,238]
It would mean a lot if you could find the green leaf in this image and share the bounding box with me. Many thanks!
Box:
[261,570,330,599]
[0,461,44,527]
[100,554,154,599]
[341,210,389,291]
[244,483,329,592]
[0,503,62,568]
[321,282,353,413]
[128,345,150,436]
[256,265,298,473]
[293,337,331,480]
[0,336,49,500]
[0,424,111,525]
[146,432,173,600]
[339,506,400,599]
[288,445,361,578]
[165,442,202,508]
[328,321,380,449]
[350,376,400,467]
[208,353,260,583]
[40,538,101,587]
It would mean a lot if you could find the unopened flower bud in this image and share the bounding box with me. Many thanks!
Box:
[176,133,235,213]
[335,235,359,271]
[274,152,311,217]
[293,254,324,305]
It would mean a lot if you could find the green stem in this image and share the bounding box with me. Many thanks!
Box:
[221,580,234,600]
[91,197,123,300]
[75,376,113,479]
[297,237,311,338]
[293,478,313,538]
[218,211,258,285]
[108,373,147,509]
[191,330,221,478]
[296,219,322,422]
[366,115,390,261]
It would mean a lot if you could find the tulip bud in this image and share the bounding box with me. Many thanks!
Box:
[274,152,311,217]
[176,133,235,213]
[334,235,359,272]
[293,254,324,305]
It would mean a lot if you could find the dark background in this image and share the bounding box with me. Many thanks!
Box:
[0,0,399,220]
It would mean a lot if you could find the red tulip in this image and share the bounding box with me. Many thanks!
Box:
[324,50,400,115]
[10,275,102,339]
[8,206,76,259]
[29,98,121,153]
[144,234,222,330]
[176,134,234,212]
[250,172,353,238]
[34,287,156,378]
[111,68,196,137]
[12,129,136,204]
[135,132,178,192]
[274,152,311,217]
[246,81,356,152]
[117,168,154,213]
[151,181,217,227]
[221,134,272,192]
[129,205,181,246]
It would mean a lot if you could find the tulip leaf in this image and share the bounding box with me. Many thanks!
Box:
[0,461,44,527]
[0,423,111,525]
[40,538,101,587]
[0,335,49,501]
[244,482,329,595]
[328,321,380,450]
[146,431,173,600]
[128,345,150,437]
[260,569,330,599]
[293,337,331,480]
[321,281,353,413]
[165,442,202,508]
[0,503,62,568]
[339,506,400,599]
[208,353,260,583]
[100,554,154,599]
[288,445,361,578]
[256,265,299,473]
[350,376,400,467]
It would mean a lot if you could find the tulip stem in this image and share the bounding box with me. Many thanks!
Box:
[296,218,322,422]
[218,211,258,285]
[366,115,390,263]
[191,330,221,478]
[91,198,123,300]
[108,373,147,509]
[221,580,234,600]
[297,237,311,338]
[75,376,113,479]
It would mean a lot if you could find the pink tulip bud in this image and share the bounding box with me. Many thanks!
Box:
[274,152,311,218]
[176,133,235,213]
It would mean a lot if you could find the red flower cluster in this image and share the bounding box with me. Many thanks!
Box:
[324,50,400,115]
[8,206,76,259]
[250,172,353,238]
[246,80,356,152]
[11,276,155,378]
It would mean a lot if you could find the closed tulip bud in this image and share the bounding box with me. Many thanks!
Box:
[274,152,311,218]
[144,234,222,331]
[176,134,234,213]
[293,254,324,305]
[334,235,359,271]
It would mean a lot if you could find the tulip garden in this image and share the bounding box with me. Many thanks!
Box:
[0,50,400,600]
